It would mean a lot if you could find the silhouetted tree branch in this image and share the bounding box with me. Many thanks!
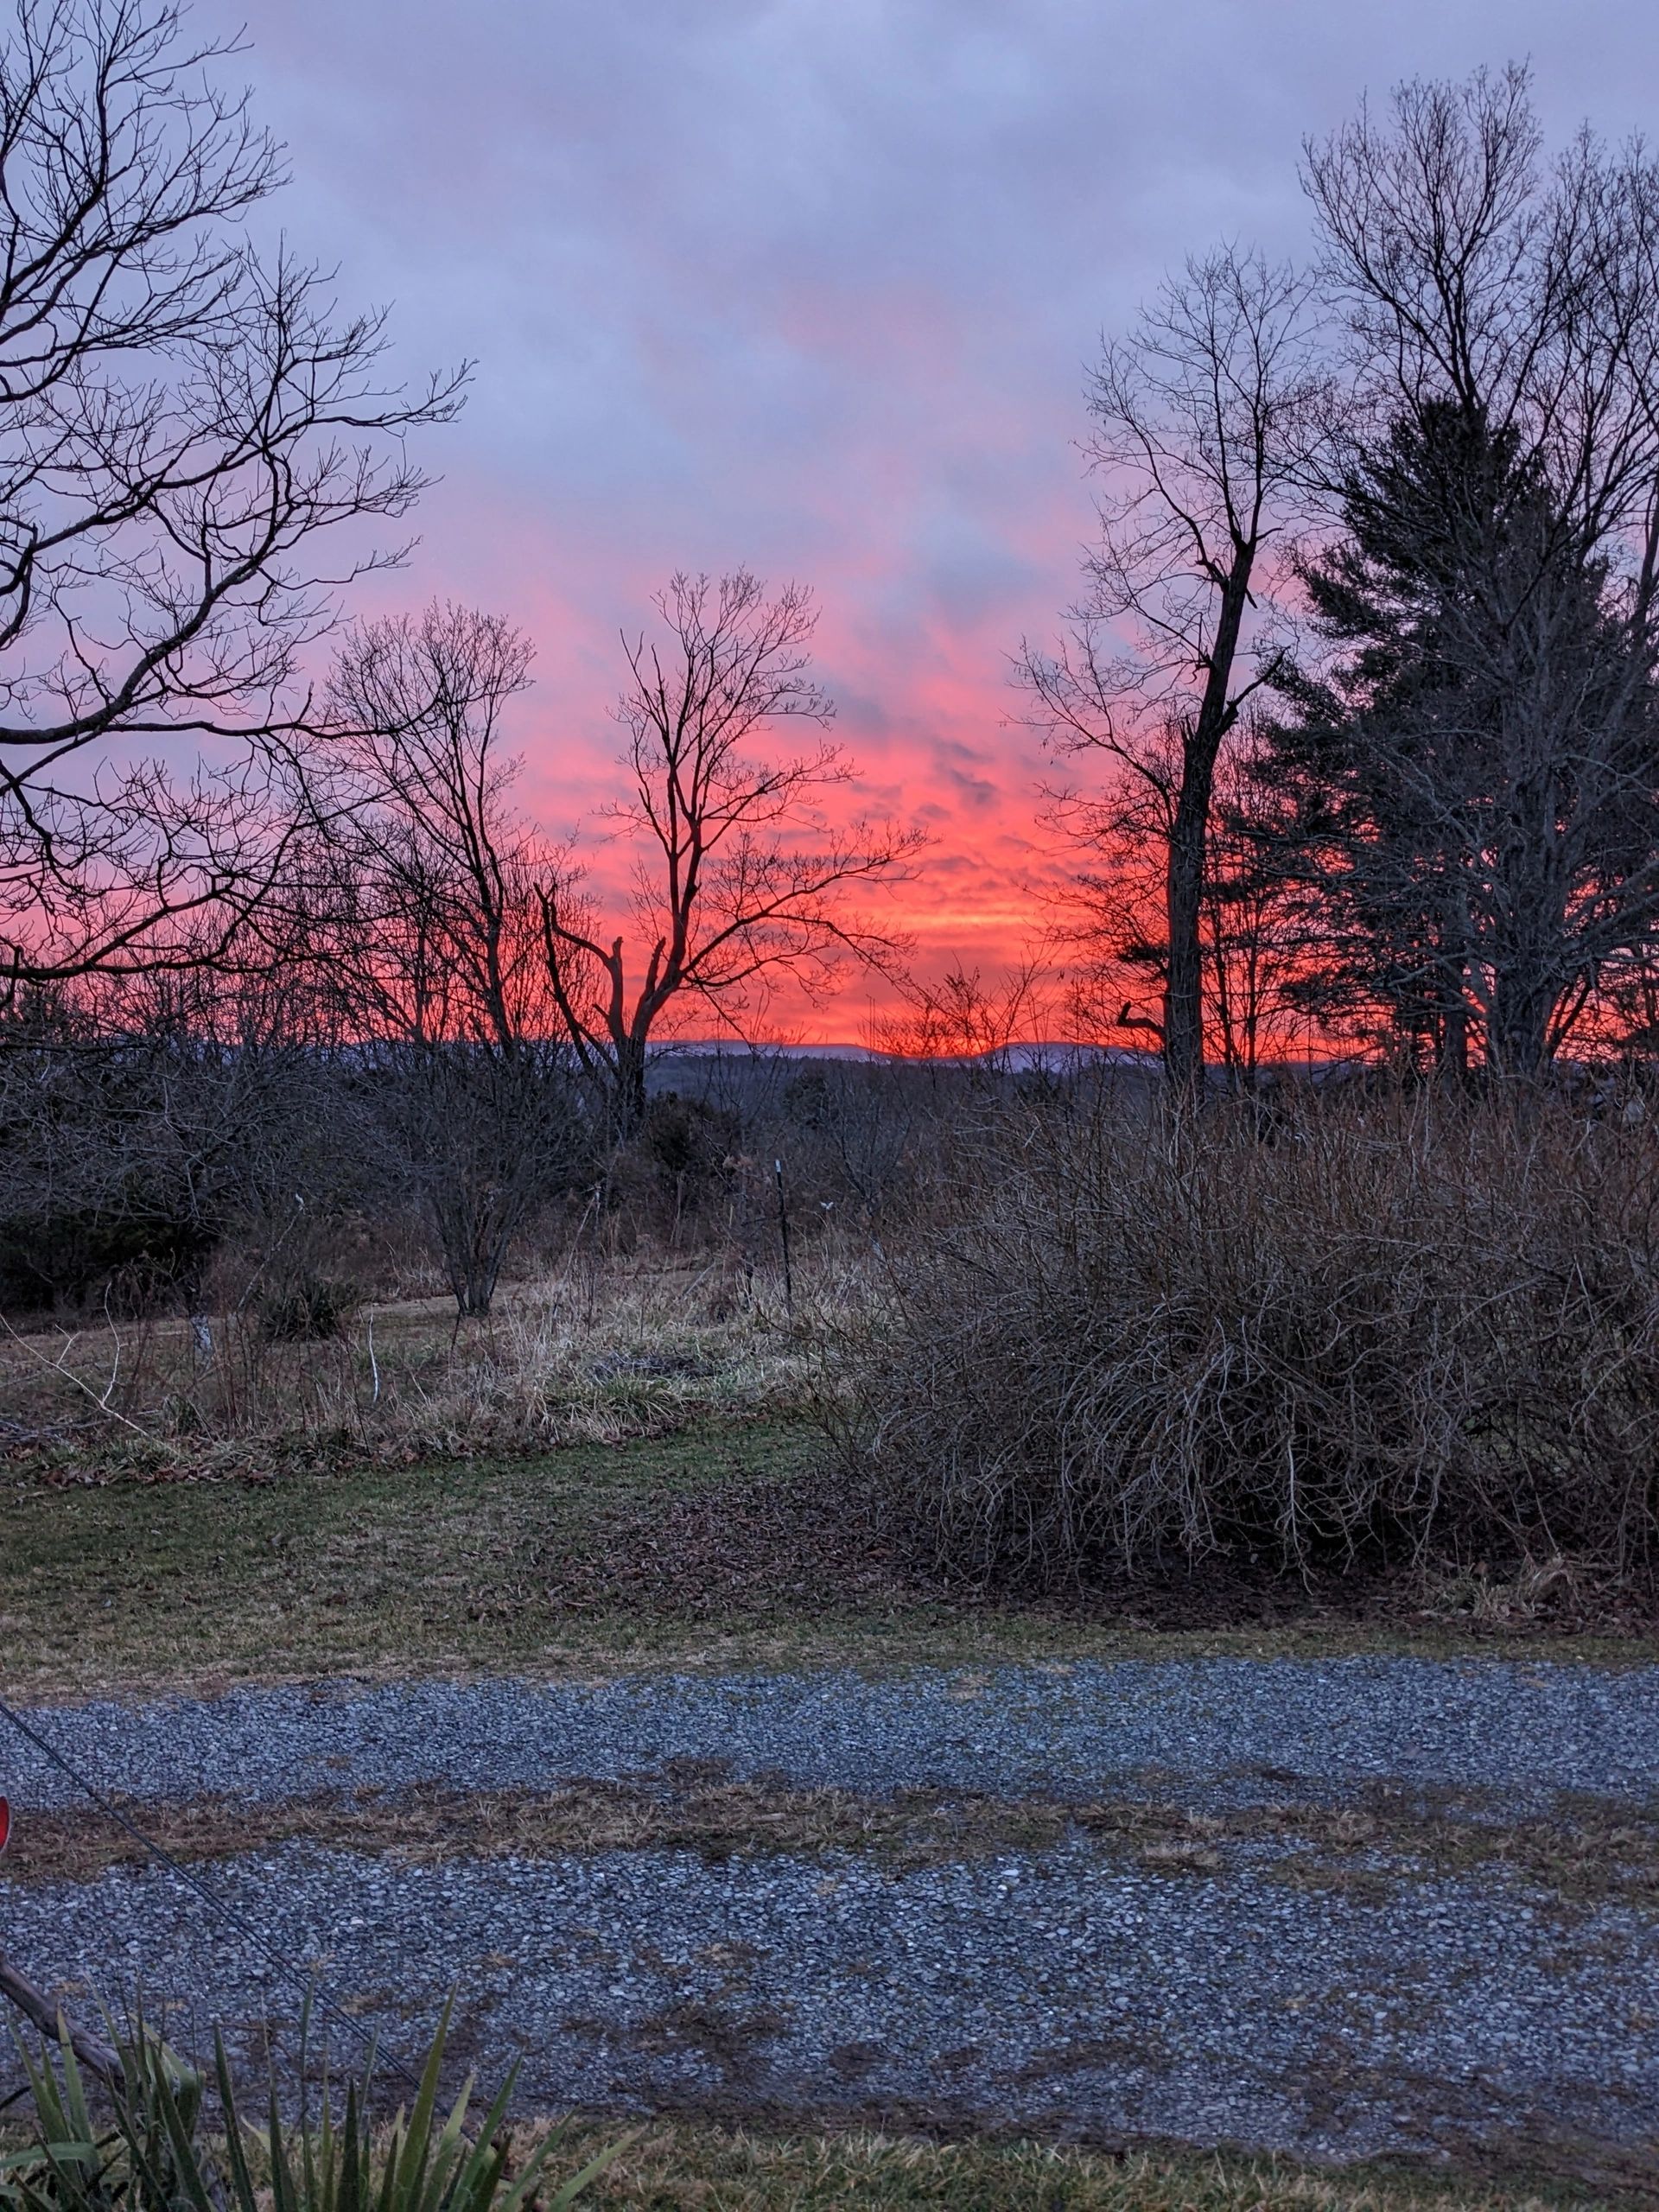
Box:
[314,603,586,1316]
[0,0,467,999]
[537,570,922,1134]
[1020,246,1322,1093]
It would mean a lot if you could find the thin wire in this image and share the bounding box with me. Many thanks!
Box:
[0,1694,422,2091]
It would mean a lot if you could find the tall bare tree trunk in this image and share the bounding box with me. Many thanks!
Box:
[1163,766,1212,1096]
[613,1033,650,1141]
[1020,251,1313,1101]
[1163,571,1253,1096]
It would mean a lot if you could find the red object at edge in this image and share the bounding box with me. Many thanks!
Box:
[0,1796,10,1854]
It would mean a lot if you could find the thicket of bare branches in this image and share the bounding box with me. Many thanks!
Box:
[0,964,357,1319]
[0,0,464,998]
[842,1087,1659,1579]
[308,602,591,1316]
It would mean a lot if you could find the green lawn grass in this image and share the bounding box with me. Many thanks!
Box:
[3,1417,1655,1700]
[0,1424,800,1697]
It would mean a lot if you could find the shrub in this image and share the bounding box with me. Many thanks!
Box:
[0,2010,620,2212]
[259,1274,361,1343]
[839,1089,1659,1581]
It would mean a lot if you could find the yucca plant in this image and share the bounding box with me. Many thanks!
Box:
[0,2008,621,2212]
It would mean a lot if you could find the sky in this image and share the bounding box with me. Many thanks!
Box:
[235,0,1659,1038]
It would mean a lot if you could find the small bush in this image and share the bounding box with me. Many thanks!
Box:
[0,1209,217,1319]
[259,1274,361,1342]
[839,1090,1659,1582]
[0,2010,620,2212]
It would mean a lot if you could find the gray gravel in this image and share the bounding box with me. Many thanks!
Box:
[5,1657,1659,2168]
[5,1839,1656,2163]
[8,1656,1659,1817]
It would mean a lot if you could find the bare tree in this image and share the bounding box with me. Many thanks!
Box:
[1052,718,1309,1084]
[322,607,543,1049]
[0,0,465,1000]
[0,960,350,1323]
[1020,248,1322,1093]
[537,571,921,1135]
[316,604,585,1317]
[869,957,1052,1075]
[1282,66,1659,1079]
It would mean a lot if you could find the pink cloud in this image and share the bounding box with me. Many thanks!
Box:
[235,0,1659,1036]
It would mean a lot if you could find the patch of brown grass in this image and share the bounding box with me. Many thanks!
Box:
[513,2115,1646,2209]
[0,1255,840,1472]
[9,1773,1659,1910]
[0,1777,1069,1885]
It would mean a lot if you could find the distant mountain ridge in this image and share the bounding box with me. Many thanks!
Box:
[651,1039,1160,1071]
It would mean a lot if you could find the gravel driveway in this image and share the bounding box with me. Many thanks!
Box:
[4,1657,1659,2169]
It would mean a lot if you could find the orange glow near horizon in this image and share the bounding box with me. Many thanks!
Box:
[235,0,1659,1061]
[486,555,1084,1044]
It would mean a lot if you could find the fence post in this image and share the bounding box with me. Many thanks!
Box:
[774,1158,793,1319]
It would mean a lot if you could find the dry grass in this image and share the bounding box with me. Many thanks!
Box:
[512,2117,1637,2208]
[4,1411,1655,1703]
[10,1772,1659,1912]
[0,2109,1622,2210]
[0,1254,853,1474]
[0,1776,1072,1882]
